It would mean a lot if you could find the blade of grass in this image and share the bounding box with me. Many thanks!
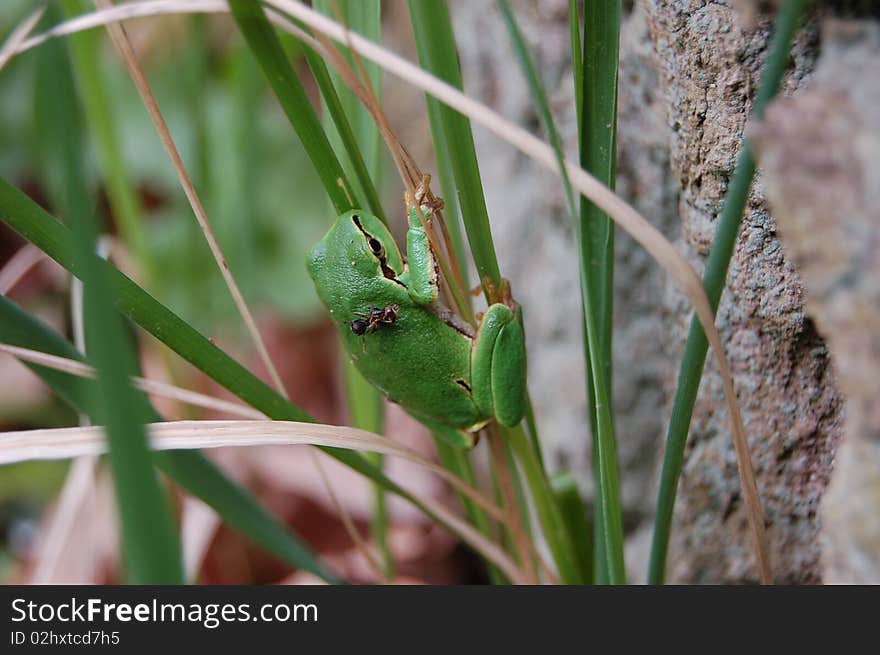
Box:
[0,244,46,294]
[93,0,289,402]
[498,0,625,583]
[551,472,594,584]
[0,178,532,575]
[342,361,392,579]
[407,0,500,293]
[406,14,469,279]
[577,0,622,584]
[423,96,470,284]
[226,0,354,214]
[409,0,575,580]
[506,424,580,583]
[0,4,44,71]
[487,423,537,583]
[433,438,507,584]
[568,0,582,127]
[580,0,619,396]
[0,417,531,583]
[0,344,264,419]
[313,0,384,219]
[60,0,154,286]
[0,294,339,584]
[34,11,182,583]
[648,0,809,585]
[304,43,386,222]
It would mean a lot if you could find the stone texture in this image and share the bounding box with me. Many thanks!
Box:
[643,0,847,584]
[751,19,880,584]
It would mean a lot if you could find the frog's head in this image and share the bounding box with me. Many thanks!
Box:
[308,210,405,304]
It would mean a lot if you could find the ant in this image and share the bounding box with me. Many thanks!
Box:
[350,304,399,351]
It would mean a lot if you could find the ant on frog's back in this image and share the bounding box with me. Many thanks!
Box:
[350,304,399,353]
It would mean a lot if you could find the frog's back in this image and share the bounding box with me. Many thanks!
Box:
[308,211,485,430]
[340,302,485,430]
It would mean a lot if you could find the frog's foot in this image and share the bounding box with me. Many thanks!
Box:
[471,303,526,428]
[414,174,445,216]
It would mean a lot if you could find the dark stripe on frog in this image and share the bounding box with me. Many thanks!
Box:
[350,214,406,286]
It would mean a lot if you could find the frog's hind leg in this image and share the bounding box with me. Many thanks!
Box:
[471,304,526,428]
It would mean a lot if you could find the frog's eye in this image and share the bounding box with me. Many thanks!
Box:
[368,238,385,258]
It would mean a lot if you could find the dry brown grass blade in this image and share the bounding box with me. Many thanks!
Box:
[0,343,265,419]
[91,0,287,400]
[486,423,537,583]
[0,244,47,294]
[311,448,388,582]
[180,495,219,581]
[0,4,45,72]
[30,255,102,584]
[0,419,529,583]
[0,342,522,540]
[6,0,769,581]
[30,456,98,583]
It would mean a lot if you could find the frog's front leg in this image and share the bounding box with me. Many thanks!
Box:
[403,203,439,305]
[471,304,526,427]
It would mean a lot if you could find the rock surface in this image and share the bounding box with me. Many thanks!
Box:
[642,0,844,585]
[751,19,880,584]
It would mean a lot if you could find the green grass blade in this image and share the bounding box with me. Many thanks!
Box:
[648,0,810,585]
[305,45,386,222]
[59,0,154,286]
[408,0,501,291]
[569,0,583,127]
[313,0,385,222]
[577,0,622,584]
[507,425,580,583]
[498,0,625,583]
[342,359,392,578]
[227,0,353,214]
[434,437,507,584]
[551,472,594,584]
[0,295,340,584]
[34,15,182,583]
[154,450,342,583]
[581,0,619,382]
